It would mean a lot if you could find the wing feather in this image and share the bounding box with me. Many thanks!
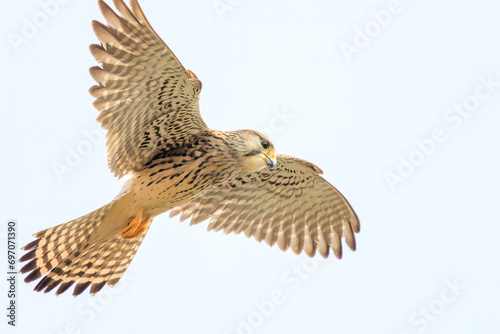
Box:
[171,154,359,258]
[91,0,207,178]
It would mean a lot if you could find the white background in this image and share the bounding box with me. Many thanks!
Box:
[1,0,499,333]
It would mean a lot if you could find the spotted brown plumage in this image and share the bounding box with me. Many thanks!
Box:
[20,0,359,296]
[169,154,359,259]
[89,0,206,179]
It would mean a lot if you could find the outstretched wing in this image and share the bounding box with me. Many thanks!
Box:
[90,0,207,178]
[170,155,359,258]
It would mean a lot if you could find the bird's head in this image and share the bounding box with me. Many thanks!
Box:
[230,130,277,173]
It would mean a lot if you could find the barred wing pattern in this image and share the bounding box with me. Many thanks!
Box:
[90,0,206,178]
[170,155,359,258]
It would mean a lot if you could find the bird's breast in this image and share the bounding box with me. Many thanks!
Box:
[128,149,233,218]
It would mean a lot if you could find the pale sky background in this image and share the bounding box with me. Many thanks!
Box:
[1,0,500,333]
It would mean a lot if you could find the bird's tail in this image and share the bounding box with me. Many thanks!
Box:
[20,199,149,296]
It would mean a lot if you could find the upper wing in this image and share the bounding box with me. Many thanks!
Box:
[169,155,360,258]
[90,0,207,178]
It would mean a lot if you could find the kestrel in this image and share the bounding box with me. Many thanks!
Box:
[20,0,359,296]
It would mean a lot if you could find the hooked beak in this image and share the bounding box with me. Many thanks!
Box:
[264,154,277,168]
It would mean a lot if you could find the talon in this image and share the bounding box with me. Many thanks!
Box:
[121,208,150,239]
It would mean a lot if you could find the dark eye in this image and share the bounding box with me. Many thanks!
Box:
[260,140,270,149]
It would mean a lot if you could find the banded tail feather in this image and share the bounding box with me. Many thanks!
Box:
[20,201,149,296]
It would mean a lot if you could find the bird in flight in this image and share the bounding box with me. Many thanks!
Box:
[20,0,359,296]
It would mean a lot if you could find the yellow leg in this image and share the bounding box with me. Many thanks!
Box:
[121,208,150,239]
